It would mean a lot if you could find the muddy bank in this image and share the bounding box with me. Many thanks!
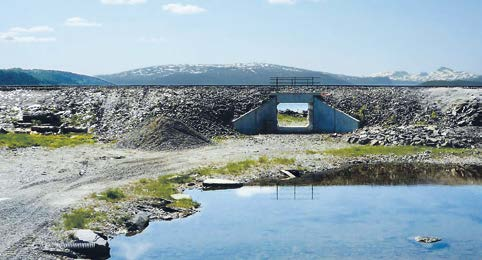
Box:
[253,162,482,186]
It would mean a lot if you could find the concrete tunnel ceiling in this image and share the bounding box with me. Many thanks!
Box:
[232,93,360,134]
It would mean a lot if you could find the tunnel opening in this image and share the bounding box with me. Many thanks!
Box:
[277,103,310,128]
[232,93,360,135]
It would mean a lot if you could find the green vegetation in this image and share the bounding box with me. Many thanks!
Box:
[414,120,429,126]
[356,105,367,121]
[384,114,397,126]
[167,198,200,209]
[62,208,106,230]
[95,188,126,202]
[277,113,308,126]
[64,156,296,232]
[324,145,472,157]
[194,156,296,176]
[305,150,321,155]
[0,133,95,149]
[130,177,177,199]
[431,111,438,120]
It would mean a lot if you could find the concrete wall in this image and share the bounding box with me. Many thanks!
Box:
[232,98,278,134]
[233,94,359,134]
[313,97,359,133]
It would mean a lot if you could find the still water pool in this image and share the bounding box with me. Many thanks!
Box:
[110,185,482,259]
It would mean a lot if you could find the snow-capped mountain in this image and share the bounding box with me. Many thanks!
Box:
[113,63,306,77]
[370,67,479,83]
[97,63,351,85]
[96,63,481,86]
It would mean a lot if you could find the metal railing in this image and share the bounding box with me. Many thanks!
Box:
[270,77,321,86]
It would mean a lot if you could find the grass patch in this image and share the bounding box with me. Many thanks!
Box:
[356,105,367,121]
[130,175,180,199]
[62,208,105,230]
[277,114,308,126]
[305,150,321,155]
[324,145,472,157]
[167,198,200,209]
[95,188,126,202]
[194,156,296,176]
[0,133,95,149]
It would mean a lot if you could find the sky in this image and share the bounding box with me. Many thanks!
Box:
[1,0,482,76]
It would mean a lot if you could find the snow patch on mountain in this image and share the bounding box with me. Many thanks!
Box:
[116,63,308,77]
[370,67,479,82]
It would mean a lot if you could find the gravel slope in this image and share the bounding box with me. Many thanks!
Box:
[0,135,349,259]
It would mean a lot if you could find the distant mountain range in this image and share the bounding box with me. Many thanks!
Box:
[370,66,481,84]
[97,63,482,86]
[97,63,351,85]
[1,64,481,86]
[0,68,110,86]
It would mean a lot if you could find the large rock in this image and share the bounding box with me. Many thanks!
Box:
[69,229,108,246]
[203,178,243,190]
[22,111,61,126]
[31,125,59,134]
[125,211,150,234]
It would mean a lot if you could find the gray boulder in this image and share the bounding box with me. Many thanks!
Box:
[415,236,441,243]
[70,229,108,246]
[126,211,150,234]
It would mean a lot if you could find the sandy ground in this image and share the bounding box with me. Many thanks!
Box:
[0,135,349,259]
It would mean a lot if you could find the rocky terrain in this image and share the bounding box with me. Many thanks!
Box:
[0,86,480,259]
[0,86,480,149]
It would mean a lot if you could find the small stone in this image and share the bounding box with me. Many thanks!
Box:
[414,236,441,243]
[170,194,191,200]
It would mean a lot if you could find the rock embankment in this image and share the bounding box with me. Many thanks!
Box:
[347,125,480,148]
[0,86,480,149]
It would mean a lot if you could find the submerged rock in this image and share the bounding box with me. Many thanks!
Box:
[415,236,442,243]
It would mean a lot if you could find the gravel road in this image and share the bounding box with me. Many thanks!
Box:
[0,135,348,259]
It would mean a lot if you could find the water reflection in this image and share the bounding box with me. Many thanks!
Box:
[110,185,482,259]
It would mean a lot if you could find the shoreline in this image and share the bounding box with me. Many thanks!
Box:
[0,135,481,259]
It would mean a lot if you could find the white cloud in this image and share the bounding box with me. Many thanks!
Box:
[100,0,146,5]
[268,0,297,4]
[162,3,206,14]
[3,36,56,43]
[0,26,56,43]
[65,17,102,27]
[235,187,276,198]
[9,26,54,33]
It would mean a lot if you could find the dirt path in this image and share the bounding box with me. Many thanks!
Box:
[0,135,347,259]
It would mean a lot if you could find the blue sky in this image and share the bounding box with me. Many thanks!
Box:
[1,0,481,76]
